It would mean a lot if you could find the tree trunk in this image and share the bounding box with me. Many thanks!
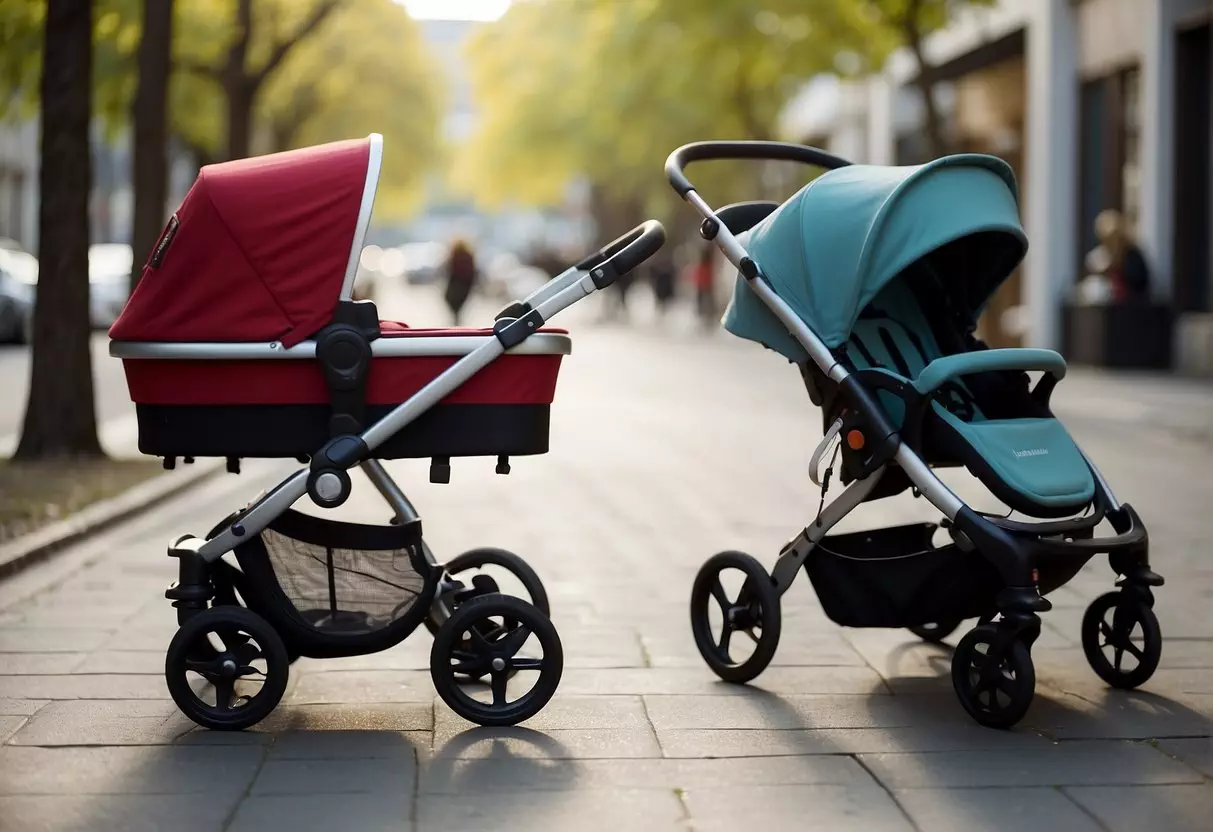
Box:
[902,6,949,159]
[130,0,174,288]
[225,80,255,160]
[15,0,102,460]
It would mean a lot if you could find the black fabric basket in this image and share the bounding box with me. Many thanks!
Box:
[804,522,1002,628]
[231,509,438,658]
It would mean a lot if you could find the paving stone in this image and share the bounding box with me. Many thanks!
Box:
[434,695,651,740]
[0,746,263,795]
[430,727,662,760]
[0,628,111,653]
[420,754,872,794]
[683,784,911,831]
[253,702,433,734]
[1,715,26,743]
[1157,737,1213,777]
[641,692,946,731]
[251,756,415,795]
[0,698,48,716]
[557,666,887,696]
[1029,688,1213,739]
[640,630,867,668]
[656,725,1053,757]
[72,651,164,674]
[227,793,413,832]
[0,653,85,674]
[892,787,1103,832]
[858,741,1203,788]
[266,729,429,760]
[0,794,236,832]
[1064,784,1213,832]
[7,700,180,746]
[0,673,169,700]
[417,788,687,832]
[289,669,438,705]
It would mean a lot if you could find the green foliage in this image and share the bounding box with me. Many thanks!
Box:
[460,0,990,220]
[0,0,442,218]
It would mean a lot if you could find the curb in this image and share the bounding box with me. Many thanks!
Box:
[0,458,225,580]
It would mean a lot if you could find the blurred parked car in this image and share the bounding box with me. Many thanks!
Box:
[89,243,133,330]
[0,247,35,344]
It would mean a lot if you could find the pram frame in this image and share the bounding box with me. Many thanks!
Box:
[666,141,1159,645]
[143,218,664,567]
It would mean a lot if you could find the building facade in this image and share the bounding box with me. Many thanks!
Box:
[788,0,1213,373]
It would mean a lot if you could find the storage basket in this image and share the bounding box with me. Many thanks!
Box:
[232,509,437,657]
[804,522,1002,628]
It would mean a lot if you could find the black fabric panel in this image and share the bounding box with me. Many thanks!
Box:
[265,508,422,551]
[136,403,551,459]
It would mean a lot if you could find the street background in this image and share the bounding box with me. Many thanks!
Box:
[2,279,1212,830]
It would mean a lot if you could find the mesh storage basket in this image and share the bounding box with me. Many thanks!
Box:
[232,509,436,656]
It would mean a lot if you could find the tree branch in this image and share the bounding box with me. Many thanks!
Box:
[254,0,342,84]
[172,56,220,80]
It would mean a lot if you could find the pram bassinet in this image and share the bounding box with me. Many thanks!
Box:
[109,135,567,462]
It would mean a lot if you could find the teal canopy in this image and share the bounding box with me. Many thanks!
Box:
[722,154,1028,362]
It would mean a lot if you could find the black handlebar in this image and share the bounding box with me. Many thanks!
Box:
[665,141,852,197]
[574,219,667,287]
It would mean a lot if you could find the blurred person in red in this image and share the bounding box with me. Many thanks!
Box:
[1080,210,1150,304]
[686,246,718,331]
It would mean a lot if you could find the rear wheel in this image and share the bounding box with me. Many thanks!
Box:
[690,551,781,684]
[909,619,963,644]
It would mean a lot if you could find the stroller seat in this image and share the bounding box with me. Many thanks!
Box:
[843,280,1094,517]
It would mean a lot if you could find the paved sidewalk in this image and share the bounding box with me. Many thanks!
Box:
[0,284,1210,831]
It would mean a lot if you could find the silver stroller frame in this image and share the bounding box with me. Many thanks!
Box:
[667,141,1162,730]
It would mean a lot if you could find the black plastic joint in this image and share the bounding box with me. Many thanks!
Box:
[226,457,241,474]
[309,434,369,473]
[493,308,545,349]
[589,261,619,290]
[495,300,531,321]
[700,218,719,240]
[739,257,759,280]
[495,455,511,475]
[163,456,177,470]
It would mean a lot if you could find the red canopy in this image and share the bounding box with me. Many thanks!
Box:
[110,136,379,347]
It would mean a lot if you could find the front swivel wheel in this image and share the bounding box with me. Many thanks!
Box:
[165,607,289,731]
[690,551,781,684]
[951,624,1036,729]
[1081,591,1162,689]
[431,594,563,727]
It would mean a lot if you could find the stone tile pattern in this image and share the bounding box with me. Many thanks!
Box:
[1,286,1210,831]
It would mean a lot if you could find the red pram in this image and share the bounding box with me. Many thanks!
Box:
[110,134,666,732]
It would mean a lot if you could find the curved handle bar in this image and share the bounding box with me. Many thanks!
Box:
[574,219,667,287]
[665,141,852,197]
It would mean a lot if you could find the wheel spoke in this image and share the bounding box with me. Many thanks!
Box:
[512,656,544,672]
[490,670,508,706]
[743,628,760,645]
[1099,619,1115,642]
[1113,646,1125,671]
[717,622,733,654]
[213,679,235,710]
[1122,640,1145,662]
[497,625,531,658]
[184,658,223,676]
[708,578,730,613]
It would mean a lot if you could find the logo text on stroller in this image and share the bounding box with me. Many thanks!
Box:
[1013,448,1049,458]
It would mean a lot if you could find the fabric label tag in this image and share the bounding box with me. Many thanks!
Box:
[149,214,179,268]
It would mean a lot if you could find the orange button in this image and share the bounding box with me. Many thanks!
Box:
[846,430,865,450]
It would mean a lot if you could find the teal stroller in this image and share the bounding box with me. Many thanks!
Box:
[667,142,1163,729]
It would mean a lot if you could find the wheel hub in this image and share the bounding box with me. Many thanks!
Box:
[491,657,506,672]
[220,657,237,677]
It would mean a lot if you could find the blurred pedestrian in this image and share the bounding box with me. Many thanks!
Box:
[687,246,718,331]
[649,248,677,322]
[1080,210,1150,305]
[442,238,478,326]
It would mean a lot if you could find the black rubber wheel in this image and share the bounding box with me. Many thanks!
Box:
[951,624,1036,729]
[425,546,549,640]
[909,619,963,644]
[1081,591,1162,689]
[431,594,563,727]
[165,606,289,731]
[690,551,781,684]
